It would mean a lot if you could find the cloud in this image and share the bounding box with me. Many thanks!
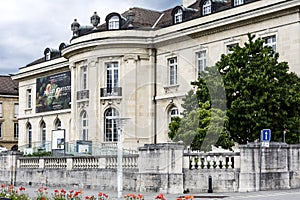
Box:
[0,0,181,75]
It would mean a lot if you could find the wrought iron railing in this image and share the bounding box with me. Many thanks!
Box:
[100,87,122,97]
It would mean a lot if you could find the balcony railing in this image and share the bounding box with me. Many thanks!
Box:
[100,87,122,97]
[77,90,89,100]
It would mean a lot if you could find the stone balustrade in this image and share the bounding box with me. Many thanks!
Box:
[184,151,240,170]
[18,154,139,170]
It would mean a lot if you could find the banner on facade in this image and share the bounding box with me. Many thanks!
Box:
[36,71,71,113]
[52,129,65,150]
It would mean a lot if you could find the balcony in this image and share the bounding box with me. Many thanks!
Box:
[77,90,89,100]
[100,87,122,97]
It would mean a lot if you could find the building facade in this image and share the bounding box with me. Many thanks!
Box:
[13,0,300,154]
[0,76,19,150]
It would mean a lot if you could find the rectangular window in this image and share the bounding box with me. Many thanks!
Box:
[0,123,2,138]
[0,102,2,118]
[14,123,19,138]
[14,103,19,118]
[169,57,178,85]
[264,35,276,51]
[196,51,206,78]
[106,62,119,95]
[81,66,87,90]
[26,89,32,109]
[234,0,244,6]
[226,43,238,54]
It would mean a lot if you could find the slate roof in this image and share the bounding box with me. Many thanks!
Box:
[0,75,19,96]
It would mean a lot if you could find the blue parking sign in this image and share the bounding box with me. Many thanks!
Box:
[261,129,271,142]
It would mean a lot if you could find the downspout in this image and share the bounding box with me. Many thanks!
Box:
[153,48,157,144]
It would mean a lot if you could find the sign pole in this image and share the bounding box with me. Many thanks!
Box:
[259,132,262,191]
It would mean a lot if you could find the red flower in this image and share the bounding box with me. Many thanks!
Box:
[98,192,103,196]
[54,189,59,193]
[19,186,26,191]
[70,190,74,193]
[1,184,6,188]
[68,194,73,198]
[85,195,90,199]
[61,189,66,194]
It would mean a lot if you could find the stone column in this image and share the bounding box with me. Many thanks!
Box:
[137,143,184,194]
[239,142,290,192]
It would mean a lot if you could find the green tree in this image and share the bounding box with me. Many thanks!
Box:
[217,34,300,144]
[169,34,300,149]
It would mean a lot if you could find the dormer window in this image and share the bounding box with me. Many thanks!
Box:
[174,9,183,24]
[46,51,51,61]
[234,0,244,6]
[202,0,212,16]
[44,47,60,61]
[106,13,122,30]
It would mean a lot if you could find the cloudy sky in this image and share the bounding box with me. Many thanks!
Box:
[0,0,181,75]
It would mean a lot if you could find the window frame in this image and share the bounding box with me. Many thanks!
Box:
[81,65,88,90]
[104,108,119,142]
[0,102,2,118]
[196,50,207,78]
[234,0,244,6]
[41,121,46,148]
[27,123,32,148]
[202,0,212,16]
[26,89,32,109]
[106,62,119,95]
[14,123,19,139]
[81,111,88,141]
[14,103,19,118]
[263,35,277,51]
[108,15,120,30]
[174,9,183,24]
[168,57,178,86]
[169,106,179,123]
[0,123,2,139]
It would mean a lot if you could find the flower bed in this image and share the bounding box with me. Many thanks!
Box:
[1,184,180,200]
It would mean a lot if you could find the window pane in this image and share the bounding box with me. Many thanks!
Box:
[14,103,19,117]
[28,124,32,148]
[105,108,119,142]
[264,35,276,51]
[0,103,2,117]
[27,89,32,109]
[203,0,212,15]
[14,123,19,138]
[196,51,206,78]
[169,58,178,85]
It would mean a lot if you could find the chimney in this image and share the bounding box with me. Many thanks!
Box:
[183,0,197,7]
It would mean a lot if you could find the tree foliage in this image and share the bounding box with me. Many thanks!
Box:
[218,34,300,144]
[169,34,300,149]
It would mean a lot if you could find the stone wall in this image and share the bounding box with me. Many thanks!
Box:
[1,143,300,194]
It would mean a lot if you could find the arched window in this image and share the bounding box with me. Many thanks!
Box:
[169,106,179,122]
[81,111,88,140]
[41,121,46,148]
[174,9,183,24]
[104,108,119,142]
[203,0,212,15]
[55,119,62,130]
[108,16,120,30]
[27,123,32,148]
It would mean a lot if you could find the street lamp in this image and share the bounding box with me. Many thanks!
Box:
[105,114,130,200]
[114,117,130,200]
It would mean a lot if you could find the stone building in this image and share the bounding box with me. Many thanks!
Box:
[0,75,19,150]
[12,0,300,154]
